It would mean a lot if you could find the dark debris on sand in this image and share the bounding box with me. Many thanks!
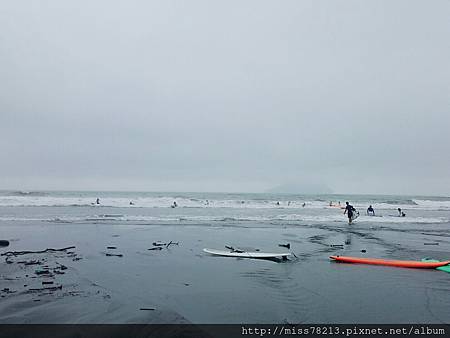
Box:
[0,245,102,300]
[148,240,179,251]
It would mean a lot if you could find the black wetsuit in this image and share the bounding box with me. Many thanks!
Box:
[345,204,354,219]
[367,207,374,215]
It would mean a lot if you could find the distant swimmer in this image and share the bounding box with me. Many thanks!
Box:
[329,201,333,207]
[205,199,209,206]
[288,201,291,206]
[344,201,356,224]
[96,198,100,205]
[171,201,178,208]
[397,208,406,217]
[129,201,134,205]
[276,201,280,206]
[367,205,375,216]
[302,202,306,207]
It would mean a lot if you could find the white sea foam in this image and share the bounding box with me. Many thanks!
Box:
[412,199,450,210]
[0,213,446,225]
[1,195,449,211]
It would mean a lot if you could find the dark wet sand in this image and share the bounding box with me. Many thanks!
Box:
[1,221,450,323]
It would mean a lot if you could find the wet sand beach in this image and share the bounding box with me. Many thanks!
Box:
[1,213,450,324]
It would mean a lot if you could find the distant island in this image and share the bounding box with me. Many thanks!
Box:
[266,182,333,195]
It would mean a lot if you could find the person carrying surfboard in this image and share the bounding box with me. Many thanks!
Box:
[344,201,356,224]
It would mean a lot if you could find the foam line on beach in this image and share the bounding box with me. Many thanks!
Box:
[0,214,447,225]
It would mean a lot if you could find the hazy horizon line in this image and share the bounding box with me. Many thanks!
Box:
[0,188,448,198]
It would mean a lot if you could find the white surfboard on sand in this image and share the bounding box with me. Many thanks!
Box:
[203,248,291,259]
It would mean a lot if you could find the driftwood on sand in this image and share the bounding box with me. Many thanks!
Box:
[27,285,62,293]
[149,241,179,251]
[152,241,179,248]
[17,260,42,265]
[105,253,123,257]
[225,245,244,253]
[1,246,76,257]
[278,243,291,249]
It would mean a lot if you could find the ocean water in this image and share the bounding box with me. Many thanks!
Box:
[0,190,449,226]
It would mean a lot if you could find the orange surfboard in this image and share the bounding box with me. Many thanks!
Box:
[330,255,450,269]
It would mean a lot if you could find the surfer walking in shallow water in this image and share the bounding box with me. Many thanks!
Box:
[344,201,355,224]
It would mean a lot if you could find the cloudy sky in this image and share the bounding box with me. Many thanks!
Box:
[1,0,449,195]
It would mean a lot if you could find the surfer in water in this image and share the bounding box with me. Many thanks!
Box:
[367,205,375,216]
[96,198,100,205]
[344,201,355,224]
[398,208,406,217]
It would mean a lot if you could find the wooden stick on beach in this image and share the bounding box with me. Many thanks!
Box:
[1,246,76,257]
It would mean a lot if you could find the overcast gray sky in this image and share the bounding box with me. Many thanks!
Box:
[1,0,449,195]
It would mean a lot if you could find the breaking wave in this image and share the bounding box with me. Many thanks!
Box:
[0,196,449,211]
